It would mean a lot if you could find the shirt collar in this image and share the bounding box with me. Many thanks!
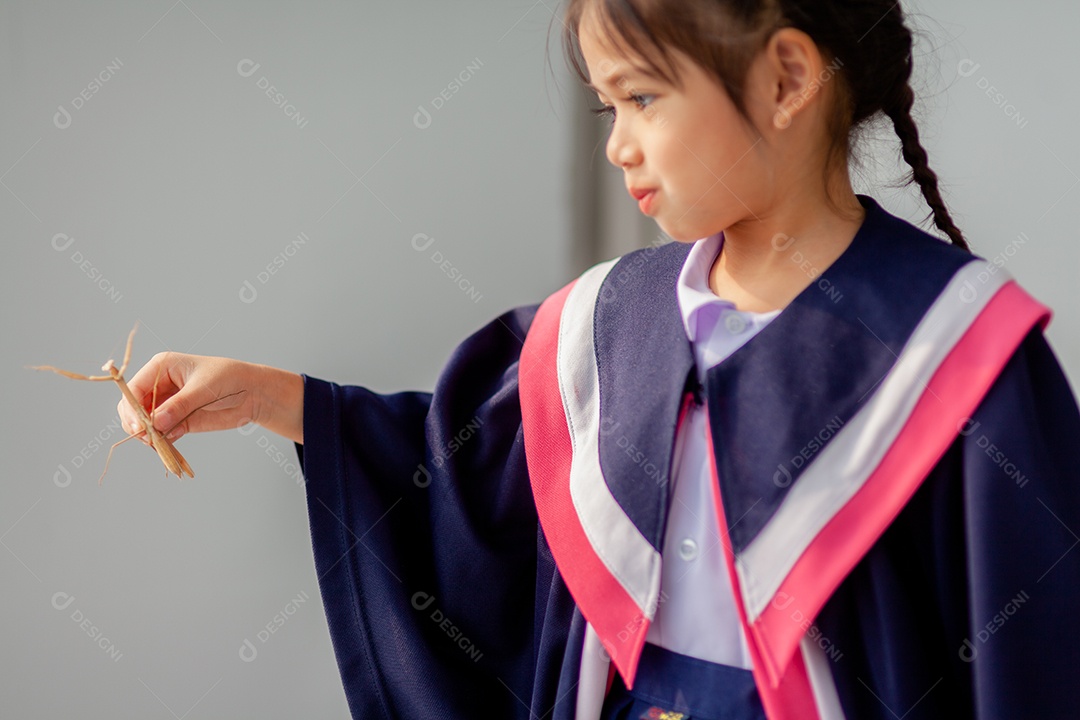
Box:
[676,233,734,342]
[676,233,782,343]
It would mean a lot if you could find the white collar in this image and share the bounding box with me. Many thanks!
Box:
[676,233,782,342]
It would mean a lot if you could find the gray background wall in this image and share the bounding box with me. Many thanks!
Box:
[2,1,1077,717]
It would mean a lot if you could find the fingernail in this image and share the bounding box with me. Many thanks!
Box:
[166,426,183,441]
[128,421,139,434]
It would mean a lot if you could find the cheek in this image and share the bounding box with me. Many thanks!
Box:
[683,105,759,171]
[658,140,762,238]
[694,133,767,204]
[656,139,731,215]
[654,135,713,191]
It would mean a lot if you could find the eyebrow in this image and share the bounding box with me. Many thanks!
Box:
[586,65,665,93]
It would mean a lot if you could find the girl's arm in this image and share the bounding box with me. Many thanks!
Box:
[297,303,542,718]
[115,354,304,445]
[115,304,543,718]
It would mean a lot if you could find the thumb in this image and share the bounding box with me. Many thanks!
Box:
[153,389,211,439]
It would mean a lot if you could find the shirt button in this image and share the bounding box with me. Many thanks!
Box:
[678,538,698,561]
[724,313,747,334]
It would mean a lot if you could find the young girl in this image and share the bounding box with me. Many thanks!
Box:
[118,1,1080,718]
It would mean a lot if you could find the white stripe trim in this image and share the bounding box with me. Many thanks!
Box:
[738,260,1011,619]
[559,258,662,617]
[575,622,611,720]
[802,636,846,719]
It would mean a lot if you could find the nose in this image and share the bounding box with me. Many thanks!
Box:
[605,116,642,169]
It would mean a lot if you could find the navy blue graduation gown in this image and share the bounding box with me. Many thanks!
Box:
[295,196,1080,718]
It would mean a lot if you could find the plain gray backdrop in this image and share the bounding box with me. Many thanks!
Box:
[2,1,1077,717]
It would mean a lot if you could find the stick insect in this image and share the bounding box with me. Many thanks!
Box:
[31,323,194,485]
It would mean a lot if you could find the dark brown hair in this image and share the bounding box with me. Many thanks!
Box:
[563,0,969,250]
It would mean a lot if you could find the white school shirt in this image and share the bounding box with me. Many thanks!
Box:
[643,232,781,668]
[575,233,783,718]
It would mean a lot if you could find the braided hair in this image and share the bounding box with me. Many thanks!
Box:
[564,0,970,251]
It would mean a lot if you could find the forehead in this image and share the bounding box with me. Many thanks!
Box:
[577,9,669,90]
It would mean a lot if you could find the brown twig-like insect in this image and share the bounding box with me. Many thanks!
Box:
[31,323,194,484]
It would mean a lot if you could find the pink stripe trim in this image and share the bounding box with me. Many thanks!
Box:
[748,280,1051,683]
[705,413,821,720]
[676,389,695,436]
[519,279,650,689]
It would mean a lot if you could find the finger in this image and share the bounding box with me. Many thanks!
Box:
[114,399,151,446]
[152,378,228,436]
[126,353,184,413]
[162,415,188,442]
[116,397,139,432]
[163,398,253,440]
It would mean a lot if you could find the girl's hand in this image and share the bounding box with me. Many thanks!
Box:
[116,353,304,445]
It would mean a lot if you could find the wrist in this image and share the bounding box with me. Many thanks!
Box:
[253,364,305,445]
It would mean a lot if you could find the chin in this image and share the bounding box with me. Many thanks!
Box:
[655,219,715,244]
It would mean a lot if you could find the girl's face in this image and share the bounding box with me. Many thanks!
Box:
[579,17,773,243]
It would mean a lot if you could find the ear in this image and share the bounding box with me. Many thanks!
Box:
[764,28,828,130]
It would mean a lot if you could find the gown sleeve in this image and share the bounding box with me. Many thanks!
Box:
[817,326,1080,719]
[295,303,542,719]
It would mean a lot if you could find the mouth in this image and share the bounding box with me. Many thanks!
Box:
[628,187,658,215]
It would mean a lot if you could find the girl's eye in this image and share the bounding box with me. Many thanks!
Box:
[590,94,656,124]
[592,105,616,124]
